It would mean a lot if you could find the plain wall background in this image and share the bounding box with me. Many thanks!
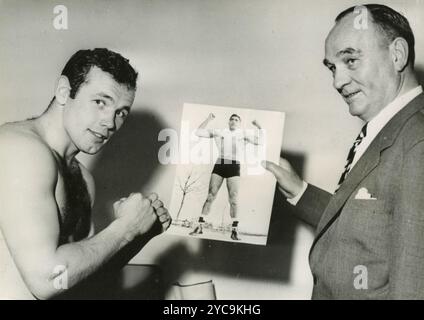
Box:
[1,0,424,299]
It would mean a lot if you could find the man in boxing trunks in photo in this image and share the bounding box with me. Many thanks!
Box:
[189,113,262,241]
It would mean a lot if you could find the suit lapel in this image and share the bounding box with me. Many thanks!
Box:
[310,93,424,255]
[316,144,380,233]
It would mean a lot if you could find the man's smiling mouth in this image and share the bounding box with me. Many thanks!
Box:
[342,90,361,99]
[88,129,108,141]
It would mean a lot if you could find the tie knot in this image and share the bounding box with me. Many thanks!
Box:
[355,123,368,144]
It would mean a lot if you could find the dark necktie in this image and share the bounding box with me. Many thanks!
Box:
[335,123,368,192]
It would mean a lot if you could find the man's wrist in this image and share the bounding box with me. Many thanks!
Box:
[110,218,136,247]
[287,181,308,206]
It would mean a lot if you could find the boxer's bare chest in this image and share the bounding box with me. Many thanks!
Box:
[53,156,92,244]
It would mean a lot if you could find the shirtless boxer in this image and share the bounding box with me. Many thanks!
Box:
[189,113,262,240]
[0,48,171,299]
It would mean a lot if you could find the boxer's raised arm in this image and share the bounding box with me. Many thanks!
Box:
[195,113,215,138]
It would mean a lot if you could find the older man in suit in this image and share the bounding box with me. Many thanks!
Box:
[265,4,424,299]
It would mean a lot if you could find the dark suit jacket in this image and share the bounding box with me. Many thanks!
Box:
[296,92,424,299]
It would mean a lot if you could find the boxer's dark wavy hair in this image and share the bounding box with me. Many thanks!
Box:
[61,48,138,99]
[229,114,241,121]
[336,4,415,68]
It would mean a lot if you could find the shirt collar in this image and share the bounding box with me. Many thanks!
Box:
[365,85,423,139]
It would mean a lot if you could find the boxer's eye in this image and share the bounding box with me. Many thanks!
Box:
[94,99,106,107]
[116,109,129,119]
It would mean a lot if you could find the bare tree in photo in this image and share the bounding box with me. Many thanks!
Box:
[175,169,204,221]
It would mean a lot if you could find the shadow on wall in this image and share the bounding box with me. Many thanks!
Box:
[153,152,307,296]
[68,107,307,298]
[416,65,424,88]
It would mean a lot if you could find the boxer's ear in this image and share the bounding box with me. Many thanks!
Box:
[55,75,71,105]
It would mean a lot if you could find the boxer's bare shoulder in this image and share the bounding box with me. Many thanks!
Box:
[0,119,95,217]
[0,120,58,178]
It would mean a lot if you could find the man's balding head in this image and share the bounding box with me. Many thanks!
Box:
[323,4,417,121]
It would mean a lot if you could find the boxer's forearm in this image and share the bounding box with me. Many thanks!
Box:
[198,117,211,129]
[30,218,135,299]
[195,118,213,137]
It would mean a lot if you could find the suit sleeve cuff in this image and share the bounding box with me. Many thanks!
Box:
[286,181,308,206]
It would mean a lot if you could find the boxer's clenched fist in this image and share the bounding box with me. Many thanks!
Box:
[113,192,157,239]
[148,193,172,232]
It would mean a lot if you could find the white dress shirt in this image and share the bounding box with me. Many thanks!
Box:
[288,85,423,205]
